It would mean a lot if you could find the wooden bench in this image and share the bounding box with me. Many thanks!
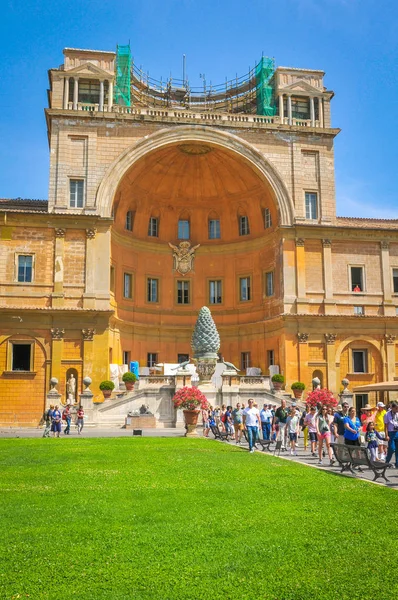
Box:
[331,443,354,474]
[256,438,274,452]
[346,446,391,483]
[210,424,230,442]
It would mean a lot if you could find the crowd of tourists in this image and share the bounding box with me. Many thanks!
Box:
[202,398,398,467]
[42,404,85,438]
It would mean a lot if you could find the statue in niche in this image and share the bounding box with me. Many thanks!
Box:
[66,374,76,403]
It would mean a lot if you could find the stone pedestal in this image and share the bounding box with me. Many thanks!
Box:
[175,370,192,389]
[46,377,62,408]
[339,378,354,407]
[125,414,156,429]
[79,376,94,424]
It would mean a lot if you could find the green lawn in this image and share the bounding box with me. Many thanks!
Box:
[0,437,397,600]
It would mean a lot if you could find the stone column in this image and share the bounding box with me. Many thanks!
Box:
[325,334,337,393]
[63,77,70,110]
[287,94,292,125]
[83,228,97,309]
[310,96,315,127]
[52,228,65,308]
[99,80,104,111]
[318,97,324,128]
[295,238,307,312]
[380,241,394,315]
[50,328,65,385]
[385,335,396,380]
[108,80,113,110]
[279,93,284,122]
[73,77,79,110]
[297,334,309,384]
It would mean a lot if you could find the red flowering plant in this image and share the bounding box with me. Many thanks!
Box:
[172,386,209,411]
[306,388,338,408]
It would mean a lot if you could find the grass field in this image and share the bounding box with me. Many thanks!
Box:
[0,437,397,600]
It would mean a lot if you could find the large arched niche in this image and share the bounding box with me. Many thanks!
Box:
[96,126,294,226]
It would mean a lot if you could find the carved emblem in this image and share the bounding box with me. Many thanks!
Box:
[297,333,309,343]
[168,241,200,275]
[86,228,97,239]
[82,328,95,341]
[325,333,337,344]
[385,334,396,345]
[51,328,65,340]
[55,228,66,238]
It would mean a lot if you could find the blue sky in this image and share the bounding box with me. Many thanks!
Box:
[1,0,397,218]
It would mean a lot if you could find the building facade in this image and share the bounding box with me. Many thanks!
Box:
[1,46,398,425]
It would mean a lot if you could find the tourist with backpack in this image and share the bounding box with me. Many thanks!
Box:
[62,404,72,435]
[52,405,62,438]
[76,405,85,434]
[42,404,54,438]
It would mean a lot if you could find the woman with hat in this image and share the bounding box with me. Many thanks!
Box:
[360,404,375,434]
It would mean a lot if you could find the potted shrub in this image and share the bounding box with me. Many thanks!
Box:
[172,386,209,437]
[291,381,305,399]
[99,380,115,399]
[271,373,285,391]
[122,371,137,391]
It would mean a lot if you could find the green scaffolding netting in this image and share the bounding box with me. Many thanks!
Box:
[255,57,276,116]
[114,44,131,107]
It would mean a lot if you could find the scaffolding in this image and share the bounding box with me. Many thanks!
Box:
[115,48,276,115]
[114,44,131,107]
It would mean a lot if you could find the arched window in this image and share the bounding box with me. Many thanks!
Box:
[125,210,134,231]
[148,210,160,237]
[208,211,220,239]
[178,211,190,240]
[237,208,250,236]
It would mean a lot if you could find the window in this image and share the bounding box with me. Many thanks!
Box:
[264,208,272,229]
[209,280,222,304]
[178,353,189,364]
[123,273,132,299]
[305,192,317,220]
[148,217,159,237]
[355,394,369,415]
[69,179,84,208]
[11,342,33,371]
[239,277,251,301]
[354,306,364,316]
[177,280,190,304]
[123,351,130,365]
[147,353,158,368]
[147,278,159,303]
[208,219,220,239]
[110,266,115,294]
[178,220,190,240]
[350,266,364,292]
[239,216,250,236]
[393,268,398,293]
[241,352,251,370]
[352,350,367,373]
[125,211,134,231]
[284,96,311,120]
[267,350,275,367]
[17,255,33,283]
[265,271,274,297]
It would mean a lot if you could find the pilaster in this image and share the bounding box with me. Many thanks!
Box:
[295,238,308,312]
[50,328,65,383]
[52,228,66,307]
[297,333,309,383]
[385,335,396,380]
[380,242,394,315]
[325,333,337,393]
[83,228,97,309]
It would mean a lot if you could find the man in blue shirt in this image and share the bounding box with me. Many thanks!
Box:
[260,403,272,440]
[384,402,398,468]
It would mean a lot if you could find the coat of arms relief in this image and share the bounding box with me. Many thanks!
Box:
[168,241,200,275]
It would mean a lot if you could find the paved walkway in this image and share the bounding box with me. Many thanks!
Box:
[2,426,397,489]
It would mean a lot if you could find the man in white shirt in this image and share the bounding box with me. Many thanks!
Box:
[242,398,261,453]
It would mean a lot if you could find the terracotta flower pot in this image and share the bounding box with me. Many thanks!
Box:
[272,382,283,391]
[125,382,135,391]
[183,409,200,437]
[293,389,303,399]
[102,389,112,399]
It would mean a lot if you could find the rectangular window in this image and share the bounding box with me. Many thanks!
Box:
[147,353,158,368]
[239,216,250,236]
[393,268,398,293]
[239,277,251,301]
[110,265,115,294]
[305,192,317,220]
[177,280,190,304]
[123,351,130,365]
[264,208,272,229]
[352,350,367,373]
[148,217,159,237]
[147,278,159,303]
[265,271,274,297]
[12,343,33,371]
[351,266,364,292]
[178,220,190,240]
[267,350,275,367]
[17,255,33,283]
[354,306,364,316]
[241,352,251,370]
[123,273,132,299]
[209,280,222,304]
[208,219,220,239]
[69,179,84,208]
[125,211,134,231]
[178,353,189,364]
[355,394,369,415]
